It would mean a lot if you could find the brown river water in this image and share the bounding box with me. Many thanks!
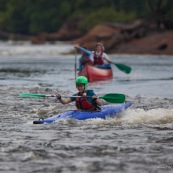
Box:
[0,43,173,173]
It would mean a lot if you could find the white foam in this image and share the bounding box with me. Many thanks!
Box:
[71,108,173,126]
[0,41,73,56]
[119,108,173,125]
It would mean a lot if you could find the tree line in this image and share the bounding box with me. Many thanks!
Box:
[0,0,172,35]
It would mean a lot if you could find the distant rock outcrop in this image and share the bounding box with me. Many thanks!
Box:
[73,20,147,52]
[114,30,173,55]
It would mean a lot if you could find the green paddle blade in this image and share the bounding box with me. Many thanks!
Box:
[111,62,132,74]
[99,93,125,103]
[115,63,131,74]
[19,93,47,98]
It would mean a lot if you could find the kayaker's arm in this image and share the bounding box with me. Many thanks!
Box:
[74,45,92,56]
[103,53,111,63]
[56,94,71,104]
[79,47,92,56]
[92,95,102,106]
[78,46,94,62]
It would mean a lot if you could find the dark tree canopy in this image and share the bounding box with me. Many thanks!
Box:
[0,0,172,35]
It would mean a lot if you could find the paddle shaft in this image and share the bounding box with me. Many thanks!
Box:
[33,95,101,98]
[19,93,125,103]
[75,49,77,80]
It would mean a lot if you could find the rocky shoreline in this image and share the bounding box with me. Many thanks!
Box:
[1,20,173,55]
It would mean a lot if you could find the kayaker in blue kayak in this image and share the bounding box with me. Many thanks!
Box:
[56,76,102,111]
[75,43,112,69]
[74,45,94,72]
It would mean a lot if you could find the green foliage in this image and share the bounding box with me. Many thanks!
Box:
[0,0,172,35]
[79,8,137,32]
[0,0,30,33]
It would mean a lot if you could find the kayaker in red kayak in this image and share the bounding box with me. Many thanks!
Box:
[74,45,94,72]
[56,76,102,111]
[75,43,112,69]
[94,43,112,69]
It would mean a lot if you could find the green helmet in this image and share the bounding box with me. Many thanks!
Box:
[76,76,88,89]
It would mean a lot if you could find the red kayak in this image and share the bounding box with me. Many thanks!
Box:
[78,65,113,82]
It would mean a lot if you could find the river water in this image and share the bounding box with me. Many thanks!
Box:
[0,42,173,173]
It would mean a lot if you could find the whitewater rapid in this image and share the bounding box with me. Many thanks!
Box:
[0,42,173,173]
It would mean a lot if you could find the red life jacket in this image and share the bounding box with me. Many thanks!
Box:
[75,91,95,111]
[94,51,104,65]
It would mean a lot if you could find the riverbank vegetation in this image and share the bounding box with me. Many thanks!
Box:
[0,0,173,35]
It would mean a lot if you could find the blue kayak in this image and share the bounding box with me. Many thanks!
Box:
[33,101,132,124]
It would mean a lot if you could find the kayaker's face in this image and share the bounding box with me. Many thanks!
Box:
[76,84,85,93]
[96,45,102,52]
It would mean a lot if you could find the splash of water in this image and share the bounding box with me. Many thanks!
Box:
[60,108,173,127]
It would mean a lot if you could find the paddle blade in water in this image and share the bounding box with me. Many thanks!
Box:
[99,93,125,103]
[19,93,46,98]
[115,63,132,74]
